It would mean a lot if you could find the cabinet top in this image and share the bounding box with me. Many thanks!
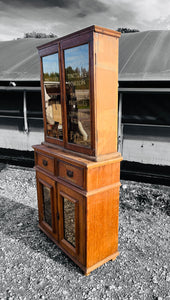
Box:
[33,144,122,167]
[37,25,121,51]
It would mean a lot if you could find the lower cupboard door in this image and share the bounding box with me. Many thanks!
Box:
[36,172,58,240]
[57,183,85,263]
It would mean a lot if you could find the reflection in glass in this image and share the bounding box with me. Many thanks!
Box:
[42,53,63,140]
[42,186,52,227]
[63,197,75,247]
[64,44,91,147]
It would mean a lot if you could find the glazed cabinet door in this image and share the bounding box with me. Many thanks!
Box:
[36,172,58,240]
[41,49,64,147]
[57,183,85,264]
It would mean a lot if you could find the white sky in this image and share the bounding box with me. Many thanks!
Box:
[0,0,170,41]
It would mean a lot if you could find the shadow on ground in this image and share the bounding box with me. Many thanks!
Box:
[0,196,79,272]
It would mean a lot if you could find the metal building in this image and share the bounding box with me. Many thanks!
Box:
[0,32,170,181]
[118,30,170,182]
[0,38,53,165]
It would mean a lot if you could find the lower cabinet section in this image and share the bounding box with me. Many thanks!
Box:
[36,171,85,267]
[34,146,122,275]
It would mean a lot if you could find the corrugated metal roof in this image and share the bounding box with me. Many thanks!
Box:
[1,31,170,82]
[119,30,170,81]
[0,38,54,81]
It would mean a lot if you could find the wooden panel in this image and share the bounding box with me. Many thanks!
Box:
[94,26,121,38]
[58,160,84,188]
[37,152,55,174]
[60,31,92,50]
[38,44,59,57]
[86,186,120,267]
[86,161,120,191]
[84,252,119,276]
[94,31,119,157]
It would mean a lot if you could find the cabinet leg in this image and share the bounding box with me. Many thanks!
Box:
[84,271,91,276]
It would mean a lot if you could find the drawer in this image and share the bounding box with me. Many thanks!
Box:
[37,153,55,174]
[58,160,84,188]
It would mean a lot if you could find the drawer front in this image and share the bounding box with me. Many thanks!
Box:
[37,153,55,174]
[58,160,84,188]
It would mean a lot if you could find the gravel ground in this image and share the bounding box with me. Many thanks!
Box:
[0,163,170,300]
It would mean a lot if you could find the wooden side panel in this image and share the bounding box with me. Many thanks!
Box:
[94,32,120,156]
[86,186,120,268]
[86,161,120,191]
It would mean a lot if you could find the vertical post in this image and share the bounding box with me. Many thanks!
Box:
[118,93,123,153]
[23,90,28,134]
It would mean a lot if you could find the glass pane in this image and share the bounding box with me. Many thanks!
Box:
[42,53,63,140]
[64,44,91,147]
[63,197,75,247]
[42,186,52,227]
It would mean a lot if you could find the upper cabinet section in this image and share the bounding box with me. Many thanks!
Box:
[38,25,121,161]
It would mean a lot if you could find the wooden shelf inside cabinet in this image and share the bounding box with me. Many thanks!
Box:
[33,25,122,275]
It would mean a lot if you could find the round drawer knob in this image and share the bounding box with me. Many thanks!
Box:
[43,159,48,166]
[67,170,73,177]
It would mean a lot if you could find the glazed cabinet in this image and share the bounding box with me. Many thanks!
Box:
[33,25,122,275]
[37,25,121,160]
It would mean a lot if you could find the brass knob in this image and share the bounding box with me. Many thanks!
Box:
[66,170,73,178]
[43,159,48,166]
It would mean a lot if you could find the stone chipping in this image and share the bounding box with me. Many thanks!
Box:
[0,163,170,299]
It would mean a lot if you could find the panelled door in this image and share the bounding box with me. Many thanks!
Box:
[36,172,58,240]
[57,183,85,264]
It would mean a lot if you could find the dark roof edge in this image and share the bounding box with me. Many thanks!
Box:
[119,87,170,93]
[0,86,41,91]
[119,78,170,81]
